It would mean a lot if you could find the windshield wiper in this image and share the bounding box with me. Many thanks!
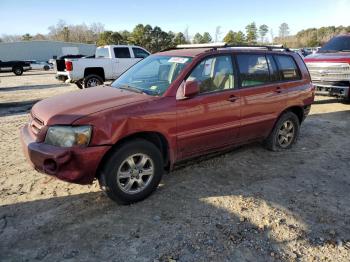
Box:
[118,85,144,94]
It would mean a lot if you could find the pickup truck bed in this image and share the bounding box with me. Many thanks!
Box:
[55,45,150,89]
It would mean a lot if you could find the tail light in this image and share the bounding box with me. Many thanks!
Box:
[65,61,73,71]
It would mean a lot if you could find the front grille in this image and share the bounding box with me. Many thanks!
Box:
[29,113,44,136]
[306,62,350,82]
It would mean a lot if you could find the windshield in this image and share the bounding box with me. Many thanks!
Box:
[111,55,192,96]
[319,36,350,52]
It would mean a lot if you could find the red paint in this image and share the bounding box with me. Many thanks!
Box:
[20,48,314,185]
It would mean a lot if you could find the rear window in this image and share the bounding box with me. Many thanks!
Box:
[275,55,301,81]
[236,54,270,87]
[114,47,131,58]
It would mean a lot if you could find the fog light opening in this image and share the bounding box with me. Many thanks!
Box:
[43,159,58,173]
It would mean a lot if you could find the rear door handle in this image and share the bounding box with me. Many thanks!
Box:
[227,95,238,102]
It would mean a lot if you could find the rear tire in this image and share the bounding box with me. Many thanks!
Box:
[98,139,164,204]
[83,74,103,88]
[264,111,300,151]
[43,65,50,71]
[75,81,83,89]
[13,66,23,76]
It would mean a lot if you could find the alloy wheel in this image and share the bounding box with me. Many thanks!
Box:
[277,120,295,148]
[116,153,154,194]
[87,78,100,87]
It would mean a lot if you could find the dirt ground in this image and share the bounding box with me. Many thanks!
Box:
[0,71,349,262]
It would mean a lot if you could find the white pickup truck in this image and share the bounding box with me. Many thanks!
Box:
[55,45,150,88]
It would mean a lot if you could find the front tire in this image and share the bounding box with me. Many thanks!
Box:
[83,74,103,88]
[13,66,23,76]
[99,139,164,204]
[264,111,300,151]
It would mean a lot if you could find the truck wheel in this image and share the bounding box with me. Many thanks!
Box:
[83,74,103,88]
[13,66,23,76]
[75,81,83,89]
[264,111,300,151]
[43,65,50,71]
[98,139,164,205]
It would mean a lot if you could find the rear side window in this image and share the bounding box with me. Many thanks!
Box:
[96,48,110,58]
[236,54,270,87]
[114,47,131,58]
[275,55,301,81]
[133,48,149,58]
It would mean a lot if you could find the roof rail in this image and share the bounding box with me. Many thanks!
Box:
[176,42,227,49]
[160,43,290,52]
[224,44,290,52]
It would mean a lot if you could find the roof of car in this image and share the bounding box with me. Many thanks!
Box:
[157,48,212,57]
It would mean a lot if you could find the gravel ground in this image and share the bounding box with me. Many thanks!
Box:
[0,71,349,262]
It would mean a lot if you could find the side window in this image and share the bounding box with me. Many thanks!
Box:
[186,55,235,93]
[96,48,110,58]
[114,47,131,58]
[133,48,149,59]
[266,55,280,82]
[236,54,270,87]
[275,55,301,81]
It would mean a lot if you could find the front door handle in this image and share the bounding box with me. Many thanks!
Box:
[227,95,238,102]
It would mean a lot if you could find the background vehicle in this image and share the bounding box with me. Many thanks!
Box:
[55,45,150,88]
[0,60,31,75]
[26,60,52,71]
[291,48,311,57]
[305,34,350,101]
[21,43,314,204]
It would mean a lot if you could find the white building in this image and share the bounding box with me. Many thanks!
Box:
[0,40,96,62]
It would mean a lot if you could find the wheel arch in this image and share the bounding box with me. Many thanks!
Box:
[95,131,171,179]
[267,105,304,138]
[283,105,304,124]
[84,67,105,81]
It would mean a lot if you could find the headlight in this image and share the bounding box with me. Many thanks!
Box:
[45,126,92,147]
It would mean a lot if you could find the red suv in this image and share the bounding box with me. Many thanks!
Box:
[21,44,314,204]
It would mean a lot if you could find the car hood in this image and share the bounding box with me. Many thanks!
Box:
[31,86,153,125]
[305,52,350,63]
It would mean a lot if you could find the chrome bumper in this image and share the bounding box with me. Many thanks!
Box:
[313,83,349,98]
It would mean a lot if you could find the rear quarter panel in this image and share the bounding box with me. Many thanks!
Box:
[287,53,315,108]
[69,58,111,81]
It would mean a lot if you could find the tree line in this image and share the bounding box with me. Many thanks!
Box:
[275,25,350,48]
[1,20,349,51]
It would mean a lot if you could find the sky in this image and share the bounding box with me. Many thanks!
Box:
[0,0,349,39]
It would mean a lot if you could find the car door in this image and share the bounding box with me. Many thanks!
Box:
[176,55,241,160]
[113,47,137,78]
[236,53,288,141]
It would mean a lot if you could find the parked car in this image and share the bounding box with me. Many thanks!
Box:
[0,60,31,75]
[291,48,310,57]
[305,34,350,101]
[55,45,150,89]
[20,43,314,204]
[26,60,52,71]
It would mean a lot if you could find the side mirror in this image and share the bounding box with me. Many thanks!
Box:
[183,80,200,98]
